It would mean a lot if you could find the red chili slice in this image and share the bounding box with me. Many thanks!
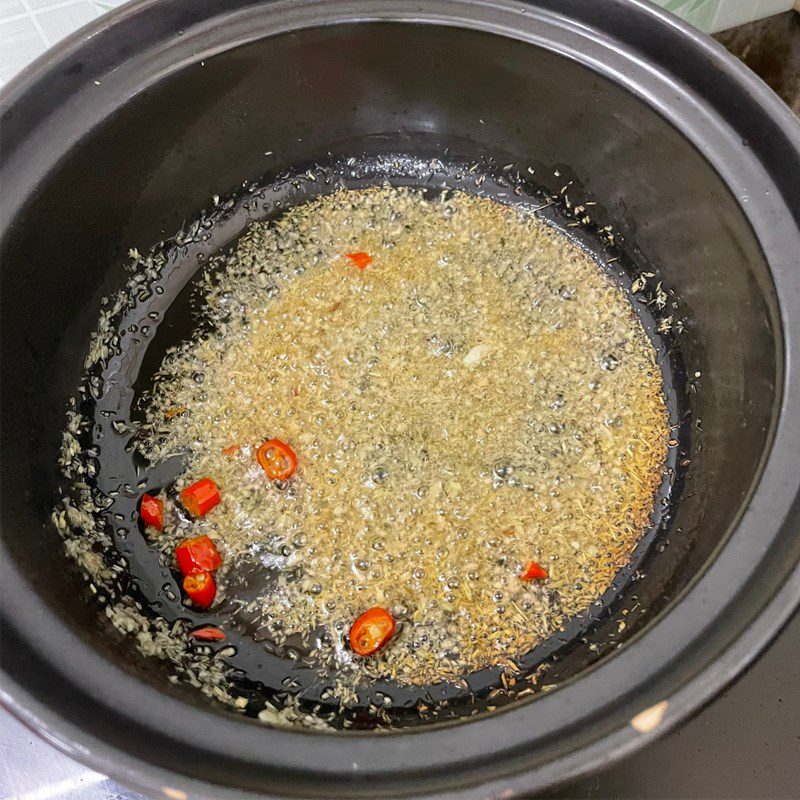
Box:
[179,478,221,517]
[346,251,372,270]
[175,534,223,576]
[190,626,226,642]
[183,572,216,609]
[256,439,298,481]
[520,561,549,581]
[139,493,163,531]
[349,607,396,656]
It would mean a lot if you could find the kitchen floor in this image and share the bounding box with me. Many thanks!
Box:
[714,9,800,116]
[1,9,799,800]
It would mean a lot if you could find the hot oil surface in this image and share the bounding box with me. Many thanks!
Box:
[66,156,676,728]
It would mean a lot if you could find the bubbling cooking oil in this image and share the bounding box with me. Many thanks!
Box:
[141,186,668,687]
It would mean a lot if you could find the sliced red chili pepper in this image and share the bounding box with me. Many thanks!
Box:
[346,251,372,270]
[256,439,298,481]
[179,477,221,517]
[349,607,396,656]
[183,572,216,609]
[520,561,549,581]
[139,493,163,531]
[190,625,226,642]
[176,534,223,576]
[222,444,240,457]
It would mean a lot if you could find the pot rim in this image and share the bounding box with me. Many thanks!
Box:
[2,1,800,798]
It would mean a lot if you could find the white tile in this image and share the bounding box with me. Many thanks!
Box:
[651,0,722,32]
[26,0,73,9]
[0,16,46,81]
[709,0,794,30]
[0,0,26,18]
[711,0,763,32]
[756,0,794,14]
[35,0,99,43]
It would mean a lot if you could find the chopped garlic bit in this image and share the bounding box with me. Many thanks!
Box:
[463,343,494,367]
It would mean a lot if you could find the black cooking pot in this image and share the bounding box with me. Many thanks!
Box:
[2,0,800,797]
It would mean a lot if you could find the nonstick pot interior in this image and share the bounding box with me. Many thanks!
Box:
[2,1,800,797]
